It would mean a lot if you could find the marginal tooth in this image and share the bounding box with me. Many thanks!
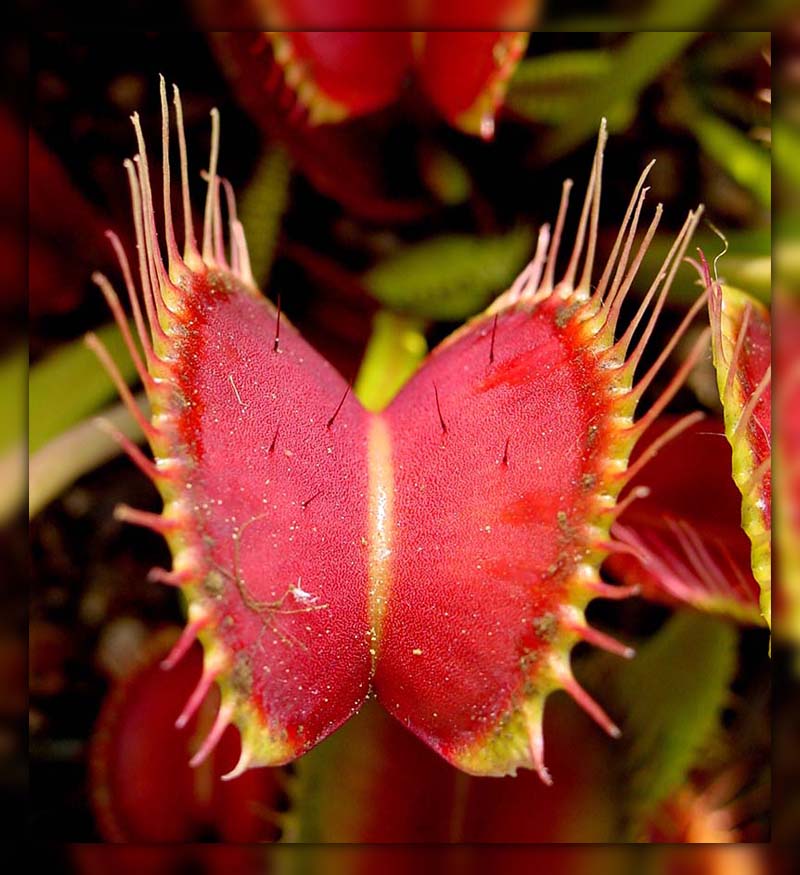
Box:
[604,486,651,520]
[506,223,551,305]
[568,560,605,595]
[220,741,252,782]
[559,603,634,659]
[586,580,642,601]
[283,58,305,91]
[175,649,226,730]
[94,417,161,482]
[523,699,552,786]
[273,35,293,65]
[151,545,204,587]
[114,504,177,534]
[84,332,159,439]
[574,622,636,660]
[147,566,191,587]
[297,78,316,110]
[190,702,234,768]
[161,608,210,671]
[593,536,647,563]
[559,672,621,739]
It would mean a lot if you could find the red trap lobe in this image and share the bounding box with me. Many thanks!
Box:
[91,79,371,773]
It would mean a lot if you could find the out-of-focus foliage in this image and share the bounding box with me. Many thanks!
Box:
[0,346,28,523]
[237,144,291,287]
[363,227,535,321]
[690,110,770,208]
[0,347,24,455]
[505,49,613,124]
[532,31,702,159]
[610,613,738,837]
[29,321,135,455]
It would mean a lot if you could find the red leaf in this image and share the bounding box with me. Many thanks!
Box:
[89,629,281,842]
[607,416,763,625]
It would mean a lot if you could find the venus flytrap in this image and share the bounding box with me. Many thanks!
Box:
[88,79,713,783]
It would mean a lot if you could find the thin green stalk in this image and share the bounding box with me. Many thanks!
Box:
[354,311,428,413]
[238,145,291,289]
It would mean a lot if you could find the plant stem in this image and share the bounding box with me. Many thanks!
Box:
[354,311,428,412]
[237,145,291,289]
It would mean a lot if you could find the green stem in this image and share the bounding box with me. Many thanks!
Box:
[0,441,24,526]
[353,311,428,413]
[773,118,800,194]
[237,145,291,289]
[0,344,26,453]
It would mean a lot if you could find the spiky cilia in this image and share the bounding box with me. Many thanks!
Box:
[89,79,709,781]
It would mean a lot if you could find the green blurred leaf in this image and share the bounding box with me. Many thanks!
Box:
[543,0,722,30]
[0,344,25,453]
[636,228,771,304]
[238,144,291,288]
[0,345,26,524]
[777,241,800,293]
[29,396,144,519]
[635,0,721,27]
[419,143,471,206]
[363,226,535,321]
[705,84,770,128]
[691,111,771,209]
[614,612,738,837]
[692,31,769,73]
[506,50,612,124]
[284,704,379,843]
[29,321,137,454]
[355,311,428,413]
[538,32,700,160]
[773,117,800,194]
